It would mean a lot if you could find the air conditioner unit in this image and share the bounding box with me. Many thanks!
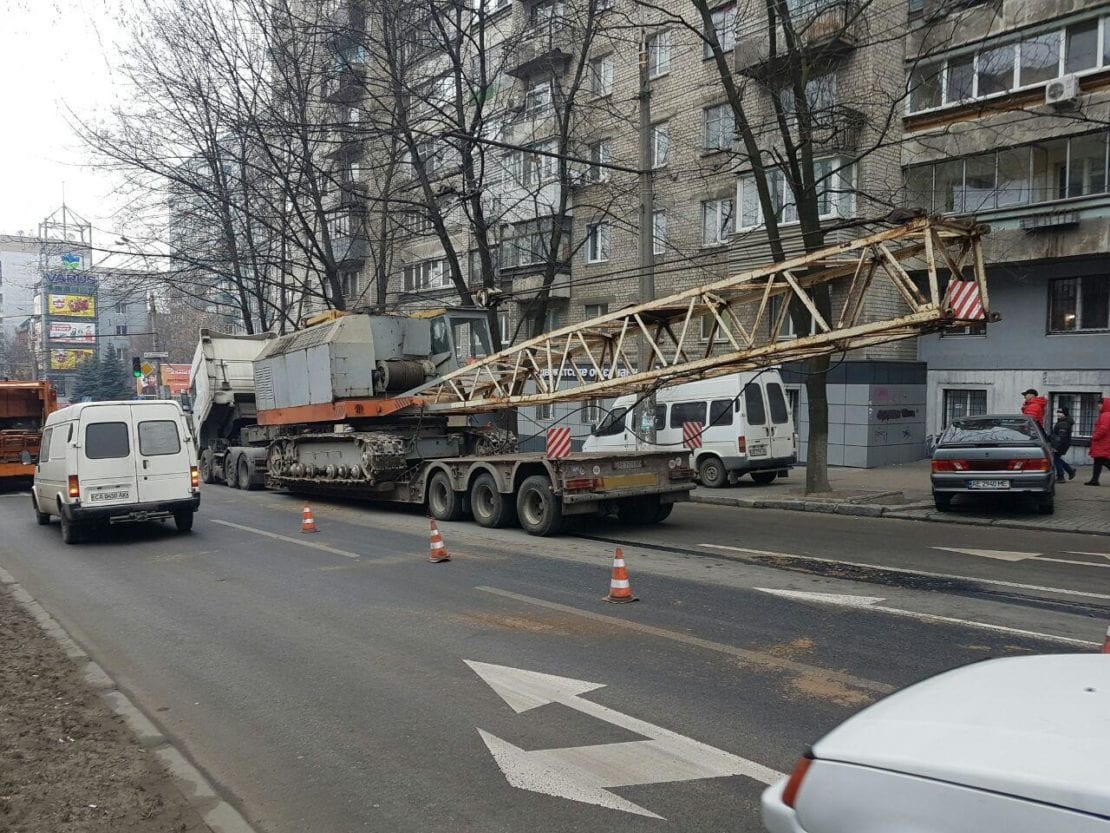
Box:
[1045,74,1080,107]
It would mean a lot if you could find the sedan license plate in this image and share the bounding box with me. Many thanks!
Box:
[90,490,130,502]
[612,459,643,470]
[968,479,1009,490]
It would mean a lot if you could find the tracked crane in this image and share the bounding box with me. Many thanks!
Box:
[194,217,991,536]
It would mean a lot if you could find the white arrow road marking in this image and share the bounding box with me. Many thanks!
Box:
[931,547,1040,561]
[1067,551,1110,559]
[755,588,1099,648]
[467,661,784,819]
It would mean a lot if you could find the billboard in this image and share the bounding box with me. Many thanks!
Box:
[48,294,96,318]
[50,349,95,370]
[161,364,192,396]
[48,321,97,345]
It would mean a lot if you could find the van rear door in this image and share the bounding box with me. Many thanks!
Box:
[79,406,140,507]
[742,384,773,462]
[765,380,795,459]
[133,405,191,504]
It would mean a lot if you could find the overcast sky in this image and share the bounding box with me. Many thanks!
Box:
[0,0,126,246]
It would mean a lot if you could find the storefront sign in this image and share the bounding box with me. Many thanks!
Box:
[48,321,97,345]
[50,349,95,370]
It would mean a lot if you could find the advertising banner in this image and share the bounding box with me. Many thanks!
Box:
[48,321,97,345]
[160,364,192,396]
[48,294,96,318]
[50,349,95,371]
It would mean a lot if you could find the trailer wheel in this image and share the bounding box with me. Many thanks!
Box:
[427,471,465,522]
[470,472,516,529]
[238,459,257,491]
[200,450,217,484]
[225,454,240,488]
[516,475,564,537]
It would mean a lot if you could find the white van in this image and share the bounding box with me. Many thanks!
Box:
[583,371,797,487]
[32,401,200,544]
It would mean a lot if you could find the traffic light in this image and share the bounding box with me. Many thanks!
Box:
[132,357,142,378]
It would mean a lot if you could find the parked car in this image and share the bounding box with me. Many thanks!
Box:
[583,371,797,487]
[763,654,1110,833]
[929,413,1055,514]
[32,400,200,544]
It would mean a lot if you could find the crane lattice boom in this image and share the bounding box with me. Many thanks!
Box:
[408,217,991,414]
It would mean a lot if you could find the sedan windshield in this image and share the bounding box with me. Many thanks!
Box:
[939,417,1040,447]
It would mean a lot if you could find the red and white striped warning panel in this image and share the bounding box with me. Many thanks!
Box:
[682,421,704,449]
[546,427,572,459]
[945,280,985,320]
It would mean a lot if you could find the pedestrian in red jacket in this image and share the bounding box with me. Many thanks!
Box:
[1086,397,1110,486]
[1021,389,1048,427]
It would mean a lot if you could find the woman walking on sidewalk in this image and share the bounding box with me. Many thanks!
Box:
[1050,407,1076,481]
[1087,397,1110,486]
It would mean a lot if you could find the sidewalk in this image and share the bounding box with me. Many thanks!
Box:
[690,460,1110,537]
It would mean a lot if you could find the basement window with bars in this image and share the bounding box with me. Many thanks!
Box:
[943,388,988,427]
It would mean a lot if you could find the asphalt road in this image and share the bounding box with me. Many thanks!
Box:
[0,488,1106,833]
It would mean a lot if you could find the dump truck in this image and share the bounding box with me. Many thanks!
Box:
[0,381,58,483]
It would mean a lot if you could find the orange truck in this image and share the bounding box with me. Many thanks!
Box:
[0,381,58,481]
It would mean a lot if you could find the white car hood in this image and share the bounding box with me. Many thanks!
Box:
[812,654,1110,817]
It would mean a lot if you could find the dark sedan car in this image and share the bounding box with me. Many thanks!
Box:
[930,414,1056,514]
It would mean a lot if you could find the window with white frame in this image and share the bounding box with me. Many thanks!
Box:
[738,157,855,229]
[908,15,1110,115]
[585,222,610,262]
[648,30,671,78]
[780,73,837,116]
[943,389,987,427]
[704,4,736,58]
[524,79,553,117]
[402,258,450,292]
[584,302,609,319]
[584,398,602,424]
[1051,392,1101,438]
[589,54,614,96]
[699,309,735,340]
[115,324,128,336]
[536,402,554,420]
[1049,275,1110,333]
[704,103,734,151]
[530,0,564,26]
[498,311,512,345]
[482,0,511,13]
[652,209,667,256]
[702,197,734,244]
[651,121,669,168]
[769,295,817,339]
[518,140,559,187]
[341,269,361,297]
[503,219,551,268]
[586,139,612,183]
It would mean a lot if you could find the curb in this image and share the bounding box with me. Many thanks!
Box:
[0,566,259,833]
[689,493,1110,537]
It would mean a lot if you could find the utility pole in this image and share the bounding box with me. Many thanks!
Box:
[635,30,656,449]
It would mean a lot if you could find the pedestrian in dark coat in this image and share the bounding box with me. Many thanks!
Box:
[1086,397,1110,486]
[1049,407,1076,481]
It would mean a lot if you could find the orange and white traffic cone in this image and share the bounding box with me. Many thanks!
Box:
[1102,625,1110,654]
[604,547,638,603]
[428,519,451,563]
[300,503,318,534]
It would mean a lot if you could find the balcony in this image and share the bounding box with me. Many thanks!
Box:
[333,232,368,264]
[323,65,366,104]
[506,23,576,78]
[327,1,367,51]
[735,0,862,80]
[807,105,866,152]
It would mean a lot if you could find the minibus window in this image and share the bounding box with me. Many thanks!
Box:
[85,423,130,459]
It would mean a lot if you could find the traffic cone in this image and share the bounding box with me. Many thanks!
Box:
[604,547,638,603]
[300,503,318,534]
[1102,625,1110,654]
[428,519,451,563]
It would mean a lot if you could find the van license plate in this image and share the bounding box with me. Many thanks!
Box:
[90,490,130,502]
[612,460,643,470]
[748,444,768,456]
[968,480,1009,490]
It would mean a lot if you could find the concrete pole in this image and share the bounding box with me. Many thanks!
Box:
[635,30,657,449]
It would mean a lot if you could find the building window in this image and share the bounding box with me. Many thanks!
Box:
[943,389,988,427]
[530,0,564,26]
[769,296,816,339]
[584,398,602,425]
[536,402,554,420]
[589,54,614,96]
[517,140,559,186]
[115,324,128,336]
[1051,392,1101,438]
[701,198,734,245]
[585,222,610,263]
[115,301,128,313]
[780,74,837,116]
[503,218,558,269]
[648,30,671,78]
[584,302,609,319]
[524,79,553,117]
[704,4,736,58]
[652,209,666,256]
[1048,275,1110,332]
[651,122,669,169]
[341,270,361,297]
[498,311,512,345]
[703,103,735,151]
[586,139,612,184]
[700,309,736,340]
[738,158,854,229]
[402,258,450,292]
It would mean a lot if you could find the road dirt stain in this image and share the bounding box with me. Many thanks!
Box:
[765,638,816,660]
[455,610,607,636]
[787,671,875,708]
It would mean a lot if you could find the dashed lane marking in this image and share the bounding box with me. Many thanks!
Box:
[209,519,360,559]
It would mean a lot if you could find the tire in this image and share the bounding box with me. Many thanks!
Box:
[427,470,466,521]
[652,502,674,523]
[515,474,565,537]
[200,450,217,485]
[470,472,516,529]
[238,459,258,491]
[1036,494,1055,515]
[616,495,663,525]
[225,455,240,488]
[697,455,728,488]
[59,512,81,545]
[32,494,50,525]
[933,492,952,512]
[750,470,777,486]
[174,510,194,533]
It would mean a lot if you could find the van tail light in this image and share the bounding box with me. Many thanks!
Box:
[67,475,80,499]
[781,753,814,809]
[190,466,200,489]
[737,436,747,453]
